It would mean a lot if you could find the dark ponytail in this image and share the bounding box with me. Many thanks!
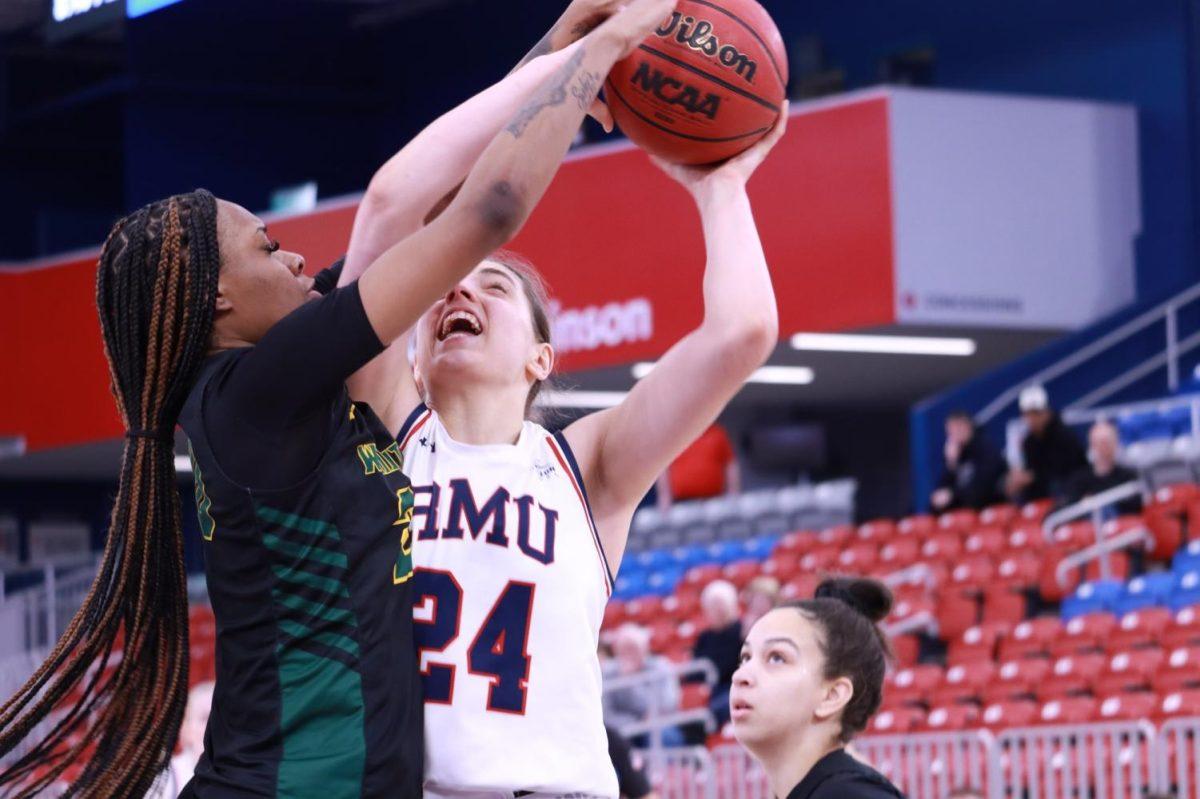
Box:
[0,190,221,796]
[786,576,894,743]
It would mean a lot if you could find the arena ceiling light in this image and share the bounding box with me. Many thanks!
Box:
[536,390,629,409]
[632,362,815,385]
[789,332,977,356]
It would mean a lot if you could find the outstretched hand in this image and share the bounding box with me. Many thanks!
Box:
[651,102,789,192]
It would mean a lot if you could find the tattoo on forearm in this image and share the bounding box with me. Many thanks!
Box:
[570,69,602,111]
[505,46,588,138]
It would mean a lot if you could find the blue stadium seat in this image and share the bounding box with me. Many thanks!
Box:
[1173,540,1200,575]
[1172,570,1200,610]
[672,544,713,569]
[1163,405,1194,436]
[1061,579,1125,619]
[631,549,674,573]
[613,571,649,600]
[1113,572,1177,615]
[738,535,779,561]
[704,540,746,566]
[646,567,684,597]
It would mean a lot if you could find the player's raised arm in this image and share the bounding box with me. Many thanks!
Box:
[355,0,675,358]
[564,108,788,568]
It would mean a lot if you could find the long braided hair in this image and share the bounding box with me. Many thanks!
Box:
[0,190,221,796]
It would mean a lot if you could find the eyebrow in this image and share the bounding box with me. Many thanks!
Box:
[479,266,516,286]
[763,637,802,653]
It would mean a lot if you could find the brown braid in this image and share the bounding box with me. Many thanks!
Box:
[0,190,220,796]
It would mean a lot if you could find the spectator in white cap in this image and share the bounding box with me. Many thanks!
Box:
[1005,385,1088,504]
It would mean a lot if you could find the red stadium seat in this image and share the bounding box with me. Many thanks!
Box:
[1107,607,1173,653]
[889,597,936,628]
[1163,604,1200,650]
[683,565,724,590]
[1050,521,1096,549]
[890,633,921,668]
[1155,688,1200,720]
[781,574,820,601]
[982,658,1051,704]
[858,519,897,543]
[680,683,710,711]
[948,555,995,593]
[937,592,980,641]
[939,509,979,534]
[1038,653,1107,700]
[816,524,854,547]
[837,542,879,574]
[1152,646,1200,694]
[761,554,802,585]
[998,617,1063,661]
[980,504,1019,529]
[930,661,996,706]
[897,514,936,539]
[1099,515,1148,540]
[603,600,630,629]
[922,703,981,732]
[662,592,700,621]
[964,527,1006,558]
[994,552,1042,589]
[1039,696,1097,725]
[947,621,1010,666]
[921,532,962,562]
[981,699,1039,730]
[878,538,920,571]
[870,705,926,734]
[1039,545,1083,602]
[884,664,944,706]
[982,587,1027,625]
[1093,648,1166,696]
[664,644,693,663]
[799,546,841,573]
[1095,691,1157,722]
[722,559,762,589]
[624,597,665,626]
[1048,611,1116,657]
[1007,523,1048,552]
[1019,499,1055,525]
[774,530,816,557]
[1084,551,1130,583]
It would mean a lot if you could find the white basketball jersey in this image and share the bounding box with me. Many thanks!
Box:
[396,405,618,798]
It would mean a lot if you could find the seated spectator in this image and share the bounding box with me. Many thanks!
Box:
[742,575,781,632]
[1006,385,1087,504]
[1063,420,1143,514]
[692,580,742,727]
[656,423,739,508]
[931,411,1006,511]
[603,624,683,748]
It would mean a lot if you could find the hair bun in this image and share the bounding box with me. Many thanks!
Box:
[815,577,893,624]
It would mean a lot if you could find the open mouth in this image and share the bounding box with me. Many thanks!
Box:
[730,698,753,718]
[437,308,483,341]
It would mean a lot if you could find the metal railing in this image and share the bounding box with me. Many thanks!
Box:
[605,658,718,775]
[979,280,1200,430]
[1040,480,1148,584]
[0,556,100,661]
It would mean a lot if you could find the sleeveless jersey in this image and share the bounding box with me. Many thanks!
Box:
[396,405,618,798]
[180,350,424,798]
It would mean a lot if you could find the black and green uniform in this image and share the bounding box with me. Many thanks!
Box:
[178,281,422,798]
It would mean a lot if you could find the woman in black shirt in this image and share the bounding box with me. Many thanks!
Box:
[731,578,905,799]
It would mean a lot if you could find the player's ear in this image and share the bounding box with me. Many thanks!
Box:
[528,342,553,383]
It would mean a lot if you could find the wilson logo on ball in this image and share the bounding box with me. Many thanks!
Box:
[631,61,722,120]
[655,12,757,83]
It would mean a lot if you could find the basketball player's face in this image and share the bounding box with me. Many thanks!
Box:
[416,261,551,395]
[213,201,317,344]
[730,609,847,753]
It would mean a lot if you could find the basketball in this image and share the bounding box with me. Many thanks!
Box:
[604,0,789,165]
